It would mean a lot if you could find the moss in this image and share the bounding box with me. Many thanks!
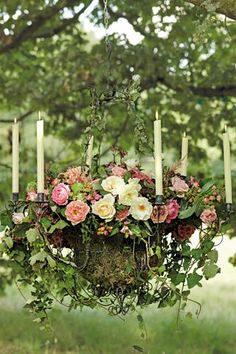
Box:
[63,228,151,289]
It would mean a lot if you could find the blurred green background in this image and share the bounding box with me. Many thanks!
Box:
[0,1,236,353]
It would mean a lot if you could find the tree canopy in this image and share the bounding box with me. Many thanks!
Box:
[0,1,235,223]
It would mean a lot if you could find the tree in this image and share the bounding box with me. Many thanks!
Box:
[0,1,235,231]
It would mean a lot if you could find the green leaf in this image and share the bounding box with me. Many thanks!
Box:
[187,272,202,288]
[47,255,56,268]
[1,212,13,228]
[71,183,83,194]
[179,205,196,219]
[48,220,69,234]
[202,240,214,253]
[201,181,214,193]
[144,221,152,233]
[172,273,185,285]
[4,237,13,249]
[129,224,142,236]
[155,246,161,258]
[51,205,57,212]
[207,250,218,263]
[203,263,220,279]
[14,251,25,262]
[40,217,51,231]
[0,225,6,232]
[26,228,40,243]
[29,251,47,266]
[191,249,202,260]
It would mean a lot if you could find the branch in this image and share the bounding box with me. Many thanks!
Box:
[0,0,81,54]
[0,111,33,123]
[141,71,236,97]
[185,0,236,20]
[31,6,86,39]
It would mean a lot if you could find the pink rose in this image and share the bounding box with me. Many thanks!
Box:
[111,166,126,177]
[200,207,217,224]
[166,199,180,223]
[65,200,90,225]
[170,176,189,196]
[52,183,70,205]
[26,190,37,201]
[151,205,168,223]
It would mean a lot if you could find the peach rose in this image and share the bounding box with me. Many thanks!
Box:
[200,207,217,224]
[65,200,90,225]
[170,176,189,196]
[52,183,70,206]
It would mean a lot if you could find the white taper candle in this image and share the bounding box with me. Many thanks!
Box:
[154,111,163,195]
[12,118,19,194]
[223,125,232,204]
[37,112,44,194]
[180,132,188,177]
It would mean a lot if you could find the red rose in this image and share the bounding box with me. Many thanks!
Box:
[177,224,196,241]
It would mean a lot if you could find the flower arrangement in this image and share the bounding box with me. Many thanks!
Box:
[0,150,229,323]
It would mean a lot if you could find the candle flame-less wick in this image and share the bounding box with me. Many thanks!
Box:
[38,111,42,120]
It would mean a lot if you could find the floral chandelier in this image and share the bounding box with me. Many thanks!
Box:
[0,107,233,323]
[0,1,234,325]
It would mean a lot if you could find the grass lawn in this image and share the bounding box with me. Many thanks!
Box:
[0,237,236,354]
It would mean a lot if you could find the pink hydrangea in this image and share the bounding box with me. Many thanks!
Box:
[200,207,217,224]
[170,176,189,195]
[65,200,90,225]
[131,168,153,184]
[52,183,70,205]
[111,166,126,177]
[115,208,130,220]
[26,190,37,201]
[86,191,102,204]
[166,199,180,223]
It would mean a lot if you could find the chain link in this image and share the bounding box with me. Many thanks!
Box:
[102,0,112,88]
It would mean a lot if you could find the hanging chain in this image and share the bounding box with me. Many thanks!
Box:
[103,0,113,89]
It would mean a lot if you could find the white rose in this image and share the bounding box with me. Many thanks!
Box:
[130,197,153,221]
[128,178,141,191]
[119,179,142,206]
[101,176,125,196]
[92,194,116,220]
[12,212,25,225]
[125,159,138,170]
